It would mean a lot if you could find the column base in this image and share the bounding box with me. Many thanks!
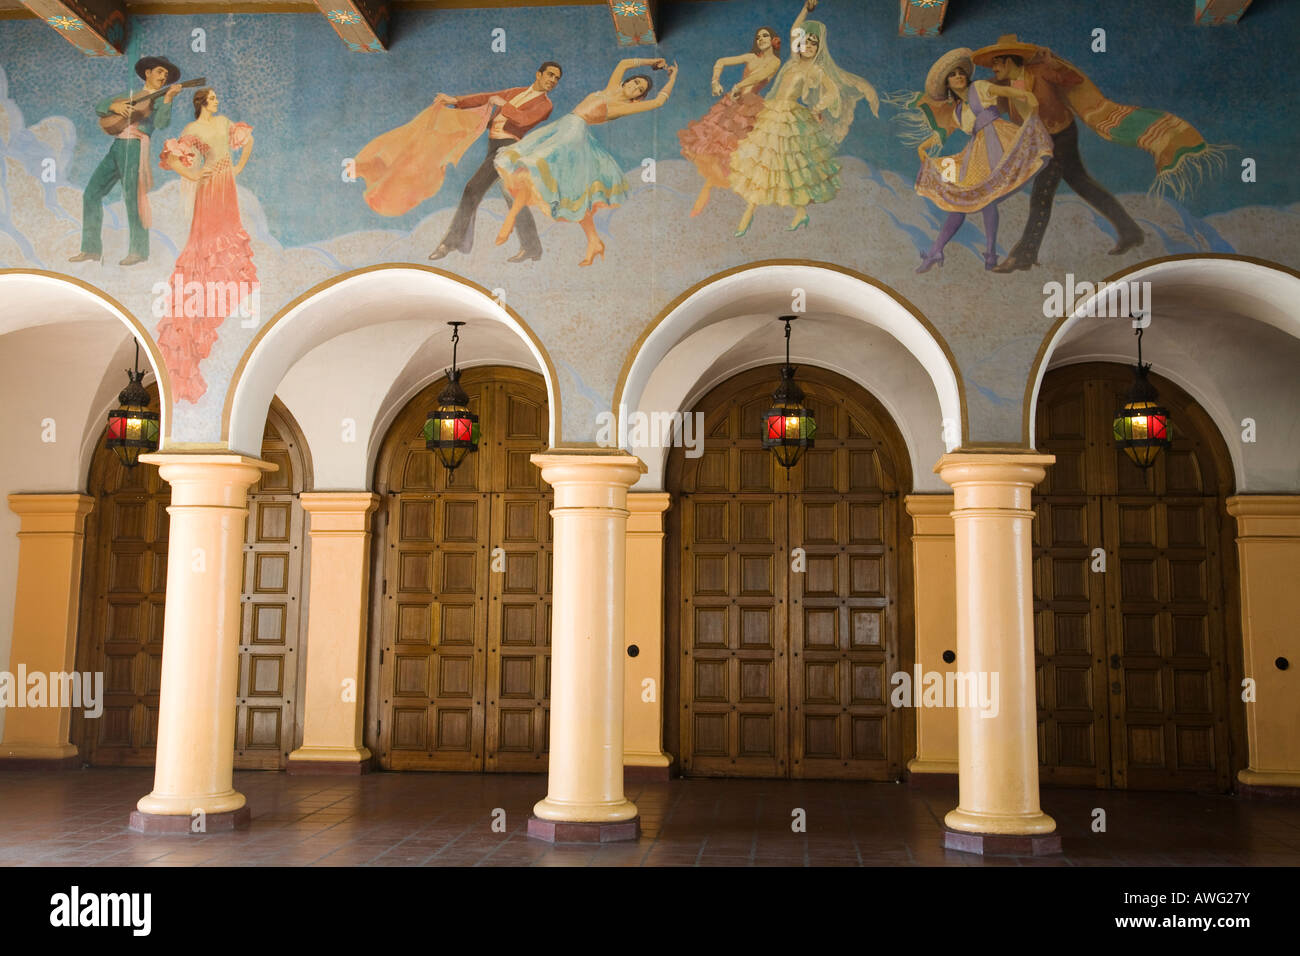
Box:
[907,771,958,789]
[129,806,251,834]
[527,814,640,844]
[944,806,1057,836]
[1237,768,1300,796]
[624,762,673,783]
[287,746,372,775]
[137,788,246,816]
[943,827,1062,856]
[0,753,81,770]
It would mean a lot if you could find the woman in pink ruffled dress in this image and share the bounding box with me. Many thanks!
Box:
[678,24,781,218]
[157,87,255,404]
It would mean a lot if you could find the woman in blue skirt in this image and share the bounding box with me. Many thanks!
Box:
[494,57,678,266]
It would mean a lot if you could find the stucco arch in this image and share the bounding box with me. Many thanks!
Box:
[1028,256,1300,492]
[614,261,965,493]
[223,265,561,485]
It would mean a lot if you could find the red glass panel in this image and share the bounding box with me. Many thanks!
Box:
[107,416,125,440]
[1150,415,1167,439]
[766,415,784,440]
[454,417,472,442]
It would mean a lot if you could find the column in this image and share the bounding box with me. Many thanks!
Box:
[902,494,958,785]
[0,494,95,767]
[528,452,645,843]
[935,453,1059,855]
[1227,495,1300,794]
[131,454,274,833]
[623,492,672,780]
[288,492,379,774]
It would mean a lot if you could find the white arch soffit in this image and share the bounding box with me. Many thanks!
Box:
[227,268,558,455]
[1030,257,1300,452]
[618,264,962,475]
[0,272,168,441]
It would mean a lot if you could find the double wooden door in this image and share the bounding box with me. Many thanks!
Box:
[668,367,907,781]
[77,403,309,769]
[372,368,552,772]
[1033,363,1238,791]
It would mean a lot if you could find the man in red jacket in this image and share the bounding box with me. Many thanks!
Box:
[428,62,562,263]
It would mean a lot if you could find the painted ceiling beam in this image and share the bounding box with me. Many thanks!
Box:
[19,0,126,56]
[899,0,950,38]
[608,0,657,48]
[314,0,388,52]
[1194,0,1253,25]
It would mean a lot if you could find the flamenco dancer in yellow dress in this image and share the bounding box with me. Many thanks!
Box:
[899,48,1052,273]
[493,57,678,266]
[728,0,880,236]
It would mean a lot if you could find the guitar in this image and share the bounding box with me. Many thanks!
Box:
[100,77,207,136]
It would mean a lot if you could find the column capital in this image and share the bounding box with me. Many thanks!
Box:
[627,492,672,515]
[139,454,276,508]
[904,494,954,535]
[7,494,94,533]
[300,492,380,533]
[934,452,1056,484]
[532,453,647,509]
[1227,495,1300,537]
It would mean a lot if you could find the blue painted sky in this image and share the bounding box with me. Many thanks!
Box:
[1,0,1295,247]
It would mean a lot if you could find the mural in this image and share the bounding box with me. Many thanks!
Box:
[0,0,1295,441]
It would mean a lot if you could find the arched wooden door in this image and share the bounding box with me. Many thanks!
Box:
[666,365,911,780]
[370,367,552,772]
[1033,362,1243,792]
[75,397,311,769]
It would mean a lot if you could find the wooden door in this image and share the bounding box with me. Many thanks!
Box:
[669,366,908,781]
[78,399,310,769]
[373,367,552,772]
[1034,363,1238,791]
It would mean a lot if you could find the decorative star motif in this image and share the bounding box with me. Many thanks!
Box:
[614,1,647,17]
[327,9,361,24]
[910,0,945,7]
[48,15,84,30]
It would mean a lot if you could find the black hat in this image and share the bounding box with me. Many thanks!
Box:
[135,57,181,86]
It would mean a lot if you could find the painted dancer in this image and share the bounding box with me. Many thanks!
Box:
[678,24,782,218]
[894,48,1051,273]
[494,57,677,267]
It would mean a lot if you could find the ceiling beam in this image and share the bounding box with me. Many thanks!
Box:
[19,0,125,55]
[607,0,656,47]
[314,0,388,52]
[899,0,950,38]
[1194,0,1252,25]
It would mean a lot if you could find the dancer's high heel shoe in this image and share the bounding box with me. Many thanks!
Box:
[788,213,810,232]
[915,250,944,274]
[983,251,999,271]
[579,243,605,267]
[734,217,753,238]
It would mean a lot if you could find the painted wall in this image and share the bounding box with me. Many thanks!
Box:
[1,0,1297,454]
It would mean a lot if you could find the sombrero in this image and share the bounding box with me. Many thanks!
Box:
[924,48,973,101]
[971,34,1043,68]
[135,56,181,86]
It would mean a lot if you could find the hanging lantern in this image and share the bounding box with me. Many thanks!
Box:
[105,340,159,469]
[1112,326,1172,470]
[424,321,480,480]
[762,315,816,470]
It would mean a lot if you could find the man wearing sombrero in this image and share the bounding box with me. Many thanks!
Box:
[973,35,1146,273]
[69,56,182,267]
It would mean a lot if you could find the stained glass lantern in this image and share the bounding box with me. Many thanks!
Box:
[1112,327,1172,470]
[425,321,480,480]
[105,340,159,469]
[762,316,816,470]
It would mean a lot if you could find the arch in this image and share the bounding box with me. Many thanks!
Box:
[0,270,173,440]
[1026,255,1300,491]
[614,261,964,492]
[223,264,562,461]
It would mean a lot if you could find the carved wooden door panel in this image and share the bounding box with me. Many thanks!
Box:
[674,368,905,781]
[376,369,551,772]
[235,415,307,770]
[1034,364,1234,792]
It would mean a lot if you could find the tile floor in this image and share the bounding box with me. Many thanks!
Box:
[1,769,1298,866]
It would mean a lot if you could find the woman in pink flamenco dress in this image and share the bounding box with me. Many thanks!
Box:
[157,87,256,404]
[677,24,781,218]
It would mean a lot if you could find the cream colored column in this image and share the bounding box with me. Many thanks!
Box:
[936,453,1056,836]
[1227,495,1300,791]
[532,452,645,823]
[135,454,274,818]
[1,494,95,763]
[902,494,958,778]
[288,492,379,771]
[623,492,672,773]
